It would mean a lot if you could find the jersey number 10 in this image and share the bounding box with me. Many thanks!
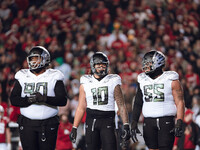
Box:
[91,86,108,105]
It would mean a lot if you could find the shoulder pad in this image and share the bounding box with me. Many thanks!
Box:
[15,69,29,80]
[164,71,179,80]
[107,74,121,80]
[105,74,122,85]
[106,74,120,79]
[48,69,64,81]
[137,72,147,83]
[80,75,93,84]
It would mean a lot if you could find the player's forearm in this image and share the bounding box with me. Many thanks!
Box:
[119,105,129,124]
[132,102,142,122]
[172,80,185,120]
[132,84,143,122]
[73,107,85,127]
[114,85,129,123]
[10,80,31,107]
[45,80,68,106]
[176,100,185,120]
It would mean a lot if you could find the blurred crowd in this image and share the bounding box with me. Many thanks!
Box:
[0,0,200,149]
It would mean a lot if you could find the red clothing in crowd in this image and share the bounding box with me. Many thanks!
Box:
[0,117,9,143]
[0,102,8,117]
[9,106,20,122]
[56,120,73,150]
[185,73,200,87]
[173,109,200,150]
[111,39,125,50]
[174,135,196,150]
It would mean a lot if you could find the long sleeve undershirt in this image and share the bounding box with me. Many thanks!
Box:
[132,82,143,122]
[10,80,68,107]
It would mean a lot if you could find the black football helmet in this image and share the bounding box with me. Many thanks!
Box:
[90,52,109,76]
[27,46,50,71]
[142,50,165,75]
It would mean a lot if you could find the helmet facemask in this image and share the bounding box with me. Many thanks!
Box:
[94,63,108,76]
[90,52,109,77]
[142,50,165,75]
[27,54,43,70]
[27,46,50,72]
[142,61,154,74]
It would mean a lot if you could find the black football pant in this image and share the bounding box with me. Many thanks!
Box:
[85,117,117,150]
[143,116,175,150]
[18,115,59,150]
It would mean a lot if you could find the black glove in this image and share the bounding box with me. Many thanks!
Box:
[170,119,183,137]
[27,94,37,104]
[131,120,142,143]
[34,92,47,103]
[69,127,77,143]
[120,124,131,149]
[27,92,47,104]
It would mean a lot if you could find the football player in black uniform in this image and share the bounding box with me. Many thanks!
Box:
[10,46,68,150]
[69,52,130,150]
[131,50,185,150]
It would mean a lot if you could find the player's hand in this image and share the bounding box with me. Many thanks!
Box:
[120,124,130,149]
[170,119,183,137]
[27,92,47,104]
[69,127,77,143]
[131,120,142,143]
[34,92,47,103]
[27,94,37,104]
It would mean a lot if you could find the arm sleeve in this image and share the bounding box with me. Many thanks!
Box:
[132,82,143,122]
[10,80,31,107]
[45,80,68,106]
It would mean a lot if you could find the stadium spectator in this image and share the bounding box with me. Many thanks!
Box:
[173,109,200,150]
[56,113,73,150]
[0,105,11,150]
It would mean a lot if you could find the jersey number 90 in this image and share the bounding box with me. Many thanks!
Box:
[24,82,48,95]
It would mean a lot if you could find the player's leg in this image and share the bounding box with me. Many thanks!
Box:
[85,118,101,150]
[18,125,39,150]
[158,116,175,150]
[38,124,59,150]
[100,118,117,150]
[143,118,159,150]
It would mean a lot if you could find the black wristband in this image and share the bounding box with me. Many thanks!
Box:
[176,119,183,128]
[124,124,129,130]
[131,120,138,129]
[72,127,77,131]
